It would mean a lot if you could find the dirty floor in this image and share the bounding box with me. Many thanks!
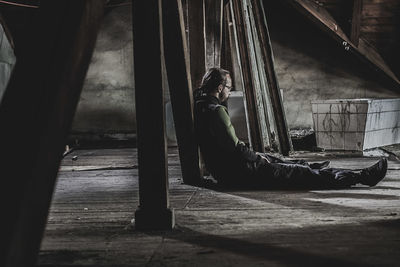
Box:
[37,148,400,266]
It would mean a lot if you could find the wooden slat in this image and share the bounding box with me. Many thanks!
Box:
[162,0,202,185]
[251,0,292,156]
[230,0,264,152]
[225,3,254,143]
[204,0,224,69]
[244,0,271,149]
[221,6,233,73]
[350,0,362,46]
[38,147,400,266]
[225,4,244,95]
[132,0,174,230]
[0,1,104,266]
[287,0,400,88]
[188,0,205,90]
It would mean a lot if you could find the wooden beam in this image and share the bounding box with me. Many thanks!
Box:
[351,0,363,46]
[204,0,224,69]
[133,0,174,230]
[221,6,233,72]
[230,0,265,152]
[287,0,400,88]
[225,4,244,95]
[162,0,202,185]
[245,0,275,151]
[188,0,205,90]
[225,4,254,146]
[251,0,292,156]
[0,1,104,266]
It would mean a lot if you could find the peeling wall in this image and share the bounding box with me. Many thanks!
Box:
[71,7,135,138]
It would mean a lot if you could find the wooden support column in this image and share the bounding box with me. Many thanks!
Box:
[251,0,292,155]
[133,0,174,230]
[188,0,205,89]
[351,0,363,46]
[204,0,224,69]
[0,1,104,266]
[231,0,264,152]
[162,0,202,185]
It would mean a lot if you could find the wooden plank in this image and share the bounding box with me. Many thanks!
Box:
[132,0,174,230]
[244,0,272,149]
[204,0,224,69]
[287,0,400,88]
[188,0,205,90]
[0,1,104,266]
[221,6,233,73]
[225,4,243,94]
[37,147,400,266]
[251,0,292,156]
[350,0,362,46]
[162,0,202,185]
[230,0,265,152]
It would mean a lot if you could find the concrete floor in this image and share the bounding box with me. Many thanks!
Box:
[38,148,400,266]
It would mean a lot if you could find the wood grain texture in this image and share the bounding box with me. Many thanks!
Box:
[204,0,224,69]
[188,0,205,89]
[350,0,362,46]
[251,0,292,155]
[37,148,400,266]
[309,0,400,79]
[287,0,400,88]
[230,0,265,152]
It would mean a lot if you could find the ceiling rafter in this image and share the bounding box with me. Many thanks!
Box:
[286,0,400,88]
[350,0,362,46]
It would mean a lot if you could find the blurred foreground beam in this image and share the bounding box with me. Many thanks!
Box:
[0,1,104,266]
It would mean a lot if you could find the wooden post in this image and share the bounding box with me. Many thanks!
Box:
[204,0,224,69]
[351,0,363,46]
[230,0,264,152]
[188,0,205,90]
[162,0,202,185]
[251,0,292,155]
[0,1,104,266]
[133,0,174,230]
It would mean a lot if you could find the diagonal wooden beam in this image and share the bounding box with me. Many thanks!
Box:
[162,0,202,185]
[0,1,104,266]
[231,0,265,152]
[350,0,363,46]
[287,0,400,88]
